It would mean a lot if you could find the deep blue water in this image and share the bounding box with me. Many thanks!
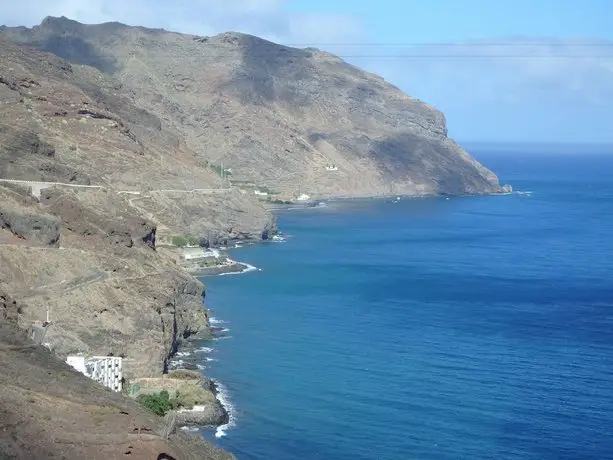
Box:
[194,151,613,459]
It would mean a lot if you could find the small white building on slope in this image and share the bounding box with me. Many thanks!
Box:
[66,355,123,392]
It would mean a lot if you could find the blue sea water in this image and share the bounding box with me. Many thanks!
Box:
[195,149,613,459]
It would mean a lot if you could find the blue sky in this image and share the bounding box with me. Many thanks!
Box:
[284,0,613,43]
[3,0,613,144]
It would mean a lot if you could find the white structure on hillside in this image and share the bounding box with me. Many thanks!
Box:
[296,193,311,201]
[181,247,219,260]
[254,189,268,196]
[66,355,123,392]
[325,164,338,171]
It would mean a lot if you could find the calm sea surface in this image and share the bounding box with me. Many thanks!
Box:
[189,149,613,459]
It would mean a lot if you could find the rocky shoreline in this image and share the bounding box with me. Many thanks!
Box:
[165,240,263,435]
[174,377,229,427]
[187,261,250,277]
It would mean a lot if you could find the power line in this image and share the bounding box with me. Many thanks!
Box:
[6,51,609,59]
[279,42,613,47]
[321,55,613,58]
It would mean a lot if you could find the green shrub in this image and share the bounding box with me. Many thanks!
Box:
[171,235,201,247]
[209,163,232,177]
[136,390,182,416]
[172,236,188,247]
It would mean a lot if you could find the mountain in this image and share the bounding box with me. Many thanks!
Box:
[1,16,507,198]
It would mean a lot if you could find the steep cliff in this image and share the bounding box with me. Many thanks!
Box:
[0,292,233,460]
[0,26,275,391]
[0,36,276,242]
[0,184,210,378]
[2,16,508,199]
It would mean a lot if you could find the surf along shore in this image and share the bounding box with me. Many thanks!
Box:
[164,236,279,439]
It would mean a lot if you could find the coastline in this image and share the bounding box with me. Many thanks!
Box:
[164,188,518,439]
[168,242,264,437]
[261,186,513,210]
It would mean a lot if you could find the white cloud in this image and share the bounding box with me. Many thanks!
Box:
[0,0,363,44]
[348,40,613,142]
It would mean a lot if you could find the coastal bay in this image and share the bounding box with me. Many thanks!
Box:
[190,151,613,459]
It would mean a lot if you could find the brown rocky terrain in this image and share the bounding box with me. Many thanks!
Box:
[0,183,209,378]
[0,34,274,374]
[0,36,276,244]
[0,33,269,459]
[0,292,233,460]
[2,16,509,200]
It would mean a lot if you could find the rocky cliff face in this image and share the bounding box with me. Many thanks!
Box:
[0,37,275,381]
[2,16,508,199]
[0,295,233,460]
[0,184,211,378]
[0,36,276,241]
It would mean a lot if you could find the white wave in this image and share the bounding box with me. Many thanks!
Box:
[175,351,192,358]
[218,263,259,276]
[213,335,233,341]
[209,317,225,325]
[180,426,199,433]
[196,346,213,353]
[205,357,216,362]
[213,380,236,438]
[196,364,205,370]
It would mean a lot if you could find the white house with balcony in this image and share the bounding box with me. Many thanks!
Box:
[66,355,123,392]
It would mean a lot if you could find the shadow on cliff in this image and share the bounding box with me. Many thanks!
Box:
[369,133,495,194]
[40,35,119,74]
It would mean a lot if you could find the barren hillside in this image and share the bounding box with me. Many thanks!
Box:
[2,16,508,199]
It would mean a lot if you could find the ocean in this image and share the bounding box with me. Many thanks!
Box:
[190,149,613,459]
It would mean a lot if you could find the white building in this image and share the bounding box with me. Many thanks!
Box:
[296,193,311,201]
[254,189,268,196]
[182,247,219,260]
[66,355,123,392]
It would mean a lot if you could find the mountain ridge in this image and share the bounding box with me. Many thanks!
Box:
[1,16,509,199]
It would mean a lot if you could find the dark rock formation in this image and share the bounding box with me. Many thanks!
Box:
[0,209,60,247]
[0,290,22,324]
[174,402,229,427]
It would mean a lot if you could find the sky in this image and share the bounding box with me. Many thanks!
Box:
[1,0,612,144]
